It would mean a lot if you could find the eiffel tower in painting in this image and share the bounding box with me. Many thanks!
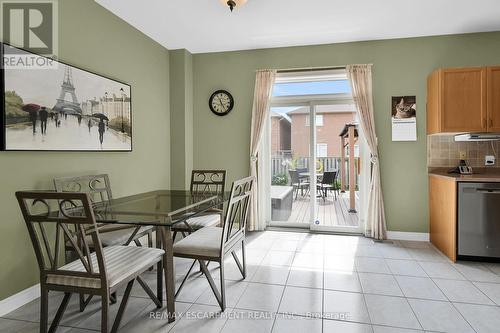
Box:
[52,66,83,115]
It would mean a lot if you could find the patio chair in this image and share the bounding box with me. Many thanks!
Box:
[317,170,339,201]
[172,176,254,311]
[289,170,309,199]
[171,170,226,241]
[16,191,164,333]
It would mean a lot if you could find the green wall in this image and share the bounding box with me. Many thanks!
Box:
[191,31,500,233]
[0,0,170,300]
[169,49,193,189]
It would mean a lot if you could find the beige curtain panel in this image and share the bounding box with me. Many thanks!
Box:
[248,69,276,231]
[346,64,387,240]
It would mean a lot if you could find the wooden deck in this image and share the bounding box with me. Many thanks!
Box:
[277,191,359,227]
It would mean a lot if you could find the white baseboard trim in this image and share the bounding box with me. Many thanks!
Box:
[0,284,40,317]
[387,231,430,242]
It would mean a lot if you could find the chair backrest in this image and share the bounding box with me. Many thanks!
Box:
[53,174,113,205]
[191,171,226,210]
[220,176,254,253]
[288,170,299,184]
[16,191,108,289]
[322,171,337,185]
[296,167,308,174]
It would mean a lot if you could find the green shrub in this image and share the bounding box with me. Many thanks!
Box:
[272,173,288,186]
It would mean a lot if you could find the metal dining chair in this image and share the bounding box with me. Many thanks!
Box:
[16,191,164,333]
[54,174,155,257]
[54,174,156,310]
[171,170,226,240]
[172,176,254,311]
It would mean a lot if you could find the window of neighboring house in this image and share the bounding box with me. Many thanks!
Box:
[306,114,323,127]
[316,143,328,158]
[346,144,360,157]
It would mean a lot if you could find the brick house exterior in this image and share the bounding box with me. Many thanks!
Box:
[271,105,356,158]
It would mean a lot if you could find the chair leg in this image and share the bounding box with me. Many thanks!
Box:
[101,293,110,333]
[110,292,117,305]
[79,294,93,312]
[242,239,247,278]
[172,231,178,242]
[148,231,155,271]
[147,232,153,248]
[79,293,85,312]
[111,280,134,333]
[48,293,72,333]
[40,287,48,333]
[219,260,226,311]
[199,259,225,311]
[175,259,197,299]
[137,276,162,308]
[231,250,245,279]
[156,233,163,305]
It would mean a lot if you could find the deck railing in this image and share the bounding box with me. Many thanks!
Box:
[271,156,360,188]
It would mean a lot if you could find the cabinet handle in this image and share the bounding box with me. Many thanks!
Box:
[489,119,493,127]
[483,118,487,128]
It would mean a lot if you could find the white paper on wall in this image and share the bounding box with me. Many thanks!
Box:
[392,118,417,141]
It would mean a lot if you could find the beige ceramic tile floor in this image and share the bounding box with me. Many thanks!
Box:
[3,231,500,332]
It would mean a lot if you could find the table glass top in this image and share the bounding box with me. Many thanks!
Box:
[94,190,227,226]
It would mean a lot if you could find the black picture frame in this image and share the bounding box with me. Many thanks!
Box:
[1,42,133,152]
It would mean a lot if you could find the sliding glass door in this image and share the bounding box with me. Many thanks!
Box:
[267,69,364,233]
[269,104,311,228]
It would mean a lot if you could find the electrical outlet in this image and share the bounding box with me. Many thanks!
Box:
[459,151,467,160]
[485,155,496,166]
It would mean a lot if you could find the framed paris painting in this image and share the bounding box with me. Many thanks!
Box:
[0,43,132,151]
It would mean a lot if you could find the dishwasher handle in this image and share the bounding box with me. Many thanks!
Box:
[475,188,500,193]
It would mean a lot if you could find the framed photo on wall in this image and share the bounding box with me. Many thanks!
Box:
[0,43,132,151]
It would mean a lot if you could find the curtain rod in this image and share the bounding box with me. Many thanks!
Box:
[276,66,346,73]
[273,64,373,73]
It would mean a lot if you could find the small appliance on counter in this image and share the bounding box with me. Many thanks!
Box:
[448,159,473,175]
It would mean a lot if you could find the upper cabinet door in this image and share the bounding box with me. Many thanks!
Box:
[441,67,487,133]
[487,66,500,132]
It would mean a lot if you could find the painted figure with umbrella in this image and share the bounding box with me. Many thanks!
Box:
[92,113,109,145]
[39,107,49,135]
[22,104,41,134]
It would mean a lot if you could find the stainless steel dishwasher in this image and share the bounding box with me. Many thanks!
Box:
[458,182,500,259]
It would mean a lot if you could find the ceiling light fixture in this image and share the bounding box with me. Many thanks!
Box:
[220,0,247,12]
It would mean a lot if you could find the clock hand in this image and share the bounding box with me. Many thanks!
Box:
[217,97,225,109]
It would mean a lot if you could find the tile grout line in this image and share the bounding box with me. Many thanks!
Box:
[425,272,480,333]
[269,242,297,333]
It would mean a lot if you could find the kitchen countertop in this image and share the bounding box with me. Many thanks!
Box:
[429,168,500,182]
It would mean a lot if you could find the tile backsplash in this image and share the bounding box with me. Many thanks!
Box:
[428,135,500,168]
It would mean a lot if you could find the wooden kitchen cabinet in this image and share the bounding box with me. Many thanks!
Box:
[429,175,457,262]
[427,67,487,134]
[487,66,500,132]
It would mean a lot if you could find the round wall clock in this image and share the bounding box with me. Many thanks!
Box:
[209,90,234,116]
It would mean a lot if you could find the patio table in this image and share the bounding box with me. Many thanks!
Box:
[93,190,228,323]
[299,172,324,179]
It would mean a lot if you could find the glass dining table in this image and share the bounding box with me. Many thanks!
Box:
[93,190,228,322]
